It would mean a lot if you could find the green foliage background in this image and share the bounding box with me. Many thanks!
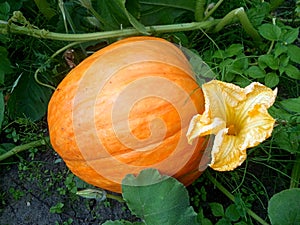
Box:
[0,0,299,224]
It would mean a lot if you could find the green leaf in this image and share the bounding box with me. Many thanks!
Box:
[228,55,248,75]
[94,0,148,34]
[7,73,52,121]
[49,202,64,214]
[247,2,270,27]
[274,43,287,58]
[0,91,4,130]
[246,66,266,79]
[280,27,299,44]
[287,45,300,64]
[258,24,281,41]
[273,125,300,153]
[234,194,247,218]
[197,208,213,225]
[0,2,10,20]
[284,64,300,80]
[141,0,195,11]
[279,97,300,113]
[264,72,279,88]
[258,54,279,70]
[0,46,13,84]
[34,0,56,20]
[94,0,132,30]
[225,204,240,222]
[117,0,149,34]
[182,47,216,83]
[234,76,251,88]
[212,50,225,59]
[279,54,290,69]
[139,0,194,25]
[234,222,249,225]
[224,44,244,58]
[122,168,198,225]
[0,143,16,155]
[103,221,144,225]
[209,202,224,217]
[215,218,231,225]
[268,188,300,225]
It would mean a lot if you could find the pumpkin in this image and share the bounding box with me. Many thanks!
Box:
[48,36,206,193]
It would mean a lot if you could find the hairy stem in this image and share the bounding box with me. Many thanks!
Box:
[0,20,219,42]
[214,7,262,43]
[203,0,224,20]
[34,41,84,90]
[195,0,206,22]
[0,137,50,162]
[206,171,270,225]
[107,193,125,203]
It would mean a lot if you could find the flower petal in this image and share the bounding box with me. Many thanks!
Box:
[209,128,247,171]
[187,115,225,144]
[239,104,276,150]
[186,80,277,172]
[200,81,246,121]
[244,82,277,108]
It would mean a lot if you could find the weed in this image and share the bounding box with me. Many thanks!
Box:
[8,187,25,201]
[50,202,64,214]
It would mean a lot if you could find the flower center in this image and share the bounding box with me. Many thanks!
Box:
[227,124,237,136]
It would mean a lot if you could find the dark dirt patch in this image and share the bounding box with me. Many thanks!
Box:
[0,147,139,225]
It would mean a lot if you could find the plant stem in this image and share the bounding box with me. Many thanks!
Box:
[203,0,224,20]
[214,7,262,43]
[206,171,270,225]
[106,193,125,203]
[290,153,300,188]
[195,0,206,22]
[266,40,275,54]
[0,20,219,42]
[34,41,84,90]
[0,137,50,162]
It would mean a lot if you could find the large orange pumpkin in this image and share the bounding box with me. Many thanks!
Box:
[48,36,206,193]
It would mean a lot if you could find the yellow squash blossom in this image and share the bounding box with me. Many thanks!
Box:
[187,80,277,171]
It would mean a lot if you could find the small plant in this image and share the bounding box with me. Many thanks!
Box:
[8,187,25,201]
[55,218,73,225]
[50,202,64,214]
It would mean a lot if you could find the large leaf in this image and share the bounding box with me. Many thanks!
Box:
[117,0,149,34]
[7,73,52,121]
[0,46,13,84]
[0,2,10,20]
[122,168,198,225]
[279,97,300,113]
[94,0,148,34]
[287,45,300,64]
[258,24,281,41]
[269,100,300,153]
[33,0,56,20]
[139,0,195,25]
[284,64,300,80]
[180,46,216,85]
[0,91,4,130]
[268,188,300,225]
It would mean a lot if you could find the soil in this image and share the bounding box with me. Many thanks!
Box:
[0,148,139,225]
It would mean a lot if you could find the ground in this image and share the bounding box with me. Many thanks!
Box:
[0,148,139,225]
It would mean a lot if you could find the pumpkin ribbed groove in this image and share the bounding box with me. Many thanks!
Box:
[48,36,206,193]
